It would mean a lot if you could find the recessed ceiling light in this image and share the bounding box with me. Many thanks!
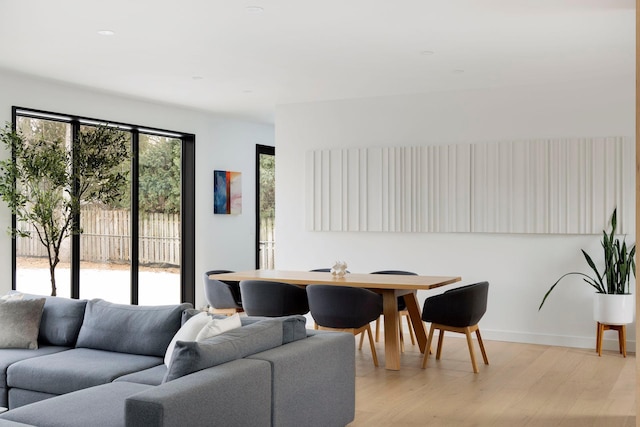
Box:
[192,76,204,80]
[243,89,253,94]
[97,30,115,36]
[420,50,435,56]
[246,6,264,14]
[452,69,465,73]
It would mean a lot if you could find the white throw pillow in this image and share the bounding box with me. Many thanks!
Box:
[195,313,242,341]
[164,311,210,366]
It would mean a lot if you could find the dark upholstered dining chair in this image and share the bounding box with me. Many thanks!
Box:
[203,270,243,315]
[306,284,383,367]
[421,281,489,373]
[370,270,418,351]
[239,280,309,316]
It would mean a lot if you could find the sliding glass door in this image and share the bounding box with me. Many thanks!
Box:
[256,145,275,269]
[12,107,195,305]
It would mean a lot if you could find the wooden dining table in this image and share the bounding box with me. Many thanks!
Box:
[211,269,461,370]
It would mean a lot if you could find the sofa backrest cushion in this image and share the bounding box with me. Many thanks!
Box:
[182,309,308,345]
[163,318,283,382]
[240,315,308,344]
[10,292,88,347]
[76,299,192,357]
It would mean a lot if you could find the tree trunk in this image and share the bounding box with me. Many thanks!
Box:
[48,253,59,297]
[49,263,57,297]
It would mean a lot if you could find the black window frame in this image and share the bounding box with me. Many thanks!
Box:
[10,106,196,305]
[255,144,275,269]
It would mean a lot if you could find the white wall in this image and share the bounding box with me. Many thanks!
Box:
[0,69,274,309]
[275,77,636,350]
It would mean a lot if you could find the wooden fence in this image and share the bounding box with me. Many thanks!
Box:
[16,209,276,269]
[259,217,275,269]
[16,208,181,266]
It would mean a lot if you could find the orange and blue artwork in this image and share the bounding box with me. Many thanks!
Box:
[214,170,242,214]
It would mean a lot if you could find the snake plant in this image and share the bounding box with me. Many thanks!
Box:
[539,208,636,310]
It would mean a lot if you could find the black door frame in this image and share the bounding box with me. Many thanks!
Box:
[255,144,275,269]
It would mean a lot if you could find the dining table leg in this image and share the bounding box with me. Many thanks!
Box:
[404,292,428,353]
[382,290,401,370]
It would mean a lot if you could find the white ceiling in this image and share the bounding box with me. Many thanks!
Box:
[0,0,634,124]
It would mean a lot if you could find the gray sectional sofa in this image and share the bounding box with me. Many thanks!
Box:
[0,294,355,427]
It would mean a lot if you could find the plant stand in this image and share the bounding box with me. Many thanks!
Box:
[596,322,626,357]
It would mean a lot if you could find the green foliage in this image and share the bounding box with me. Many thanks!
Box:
[259,152,275,219]
[0,123,130,296]
[538,208,636,310]
[138,135,181,214]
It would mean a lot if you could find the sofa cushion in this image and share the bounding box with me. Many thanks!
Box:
[241,315,308,344]
[185,311,308,345]
[8,389,57,409]
[114,365,167,386]
[0,382,152,427]
[16,293,87,347]
[0,346,71,407]
[7,348,162,396]
[76,299,191,357]
[0,299,45,350]
[163,318,283,382]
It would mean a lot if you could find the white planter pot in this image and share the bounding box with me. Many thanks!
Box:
[593,293,635,325]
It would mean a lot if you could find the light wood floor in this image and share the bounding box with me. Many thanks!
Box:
[349,334,635,427]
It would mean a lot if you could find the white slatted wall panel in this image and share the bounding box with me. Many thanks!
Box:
[306,137,634,234]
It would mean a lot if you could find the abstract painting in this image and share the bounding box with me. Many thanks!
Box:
[214,170,242,214]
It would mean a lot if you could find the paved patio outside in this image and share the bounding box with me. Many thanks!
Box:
[15,258,181,306]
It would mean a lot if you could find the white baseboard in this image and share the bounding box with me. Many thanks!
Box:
[328,318,636,354]
[481,328,636,354]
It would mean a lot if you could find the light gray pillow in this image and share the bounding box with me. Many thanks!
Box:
[163,319,283,382]
[0,298,45,349]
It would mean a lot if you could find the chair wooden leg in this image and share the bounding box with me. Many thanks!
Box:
[404,313,416,345]
[366,325,379,367]
[421,323,436,369]
[358,330,365,350]
[465,327,479,373]
[475,328,489,365]
[399,321,405,353]
[596,322,604,356]
[618,327,623,354]
[423,321,433,355]
[375,317,381,342]
[436,329,444,360]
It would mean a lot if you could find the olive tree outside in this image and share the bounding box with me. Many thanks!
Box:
[0,124,129,296]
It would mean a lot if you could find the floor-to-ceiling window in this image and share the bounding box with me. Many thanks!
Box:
[137,132,182,305]
[78,123,132,304]
[12,107,195,305]
[256,145,275,269]
[14,114,72,297]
